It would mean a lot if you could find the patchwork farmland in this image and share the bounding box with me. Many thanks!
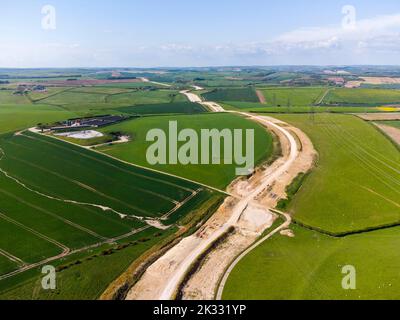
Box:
[2,66,400,301]
[0,129,220,298]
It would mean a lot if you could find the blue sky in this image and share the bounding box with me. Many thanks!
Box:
[1,0,400,67]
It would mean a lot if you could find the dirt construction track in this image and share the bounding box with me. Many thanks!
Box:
[125,92,316,301]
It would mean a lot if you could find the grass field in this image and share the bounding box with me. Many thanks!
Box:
[379,120,400,129]
[92,82,167,89]
[117,102,206,115]
[34,87,187,112]
[221,102,380,113]
[0,129,218,294]
[27,87,74,102]
[0,104,76,135]
[96,113,274,189]
[106,89,187,106]
[223,224,400,300]
[0,91,31,105]
[0,227,176,300]
[324,88,400,106]
[258,87,327,106]
[0,131,205,221]
[270,114,400,235]
[223,113,400,300]
[202,88,259,102]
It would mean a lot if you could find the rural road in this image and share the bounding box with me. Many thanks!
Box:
[140,88,299,300]
[181,89,225,112]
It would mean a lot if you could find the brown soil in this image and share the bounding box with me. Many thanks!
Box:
[356,113,400,121]
[376,124,400,145]
[256,90,266,104]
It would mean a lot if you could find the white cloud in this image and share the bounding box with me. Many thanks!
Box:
[1,13,400,67]
[273,13,400,53]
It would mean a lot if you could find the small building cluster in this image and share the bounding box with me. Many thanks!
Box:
[50,115,129,132]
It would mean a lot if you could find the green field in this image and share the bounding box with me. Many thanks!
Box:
[96,113,274,189]
[27,87,74,102]
[33,87,187,112]
[0,129,219,297]
[223,113,400,300]
[258,87,327,106]
[271,114,400,235]
[202,88,259,102]
[0,91,33,105]
[117,102,206,115]
[221,102,380,114]
[324,88,400,106]
[0,104,76,135]
[93,81,167,88]
[223,224,400,300]
[106,89,187,107]
[0,227,176,300]
[379,120,400,129]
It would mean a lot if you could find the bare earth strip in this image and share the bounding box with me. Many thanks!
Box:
[126,90,316,300]
[375,124,400,146]
[356,113,400,121]
[181,116,316,300]
[346,77,400,88]
[256,90,266,104]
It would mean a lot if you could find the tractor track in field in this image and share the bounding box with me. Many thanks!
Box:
[0,211,70,254]
[0,119,229,282]
[0,143,202,231]
[0,225,151,281]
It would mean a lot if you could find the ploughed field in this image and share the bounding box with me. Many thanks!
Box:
[0,130,214,279]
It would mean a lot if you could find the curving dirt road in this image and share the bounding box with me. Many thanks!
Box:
[126,88,315,300]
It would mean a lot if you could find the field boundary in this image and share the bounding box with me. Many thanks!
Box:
[30,129,231,197]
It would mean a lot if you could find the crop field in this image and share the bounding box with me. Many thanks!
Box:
[223,113,400,300]
[258,87,327,106]
[0,130,218,293]
[0,104,76,135]
[0,226,182,299]
[380,120,400,129]
[93,82,167,89]
[201,88,259,102]
[270,113,400,235]
[0,91,31,104]
[117,102,206,115]
[107,89,187,106]
[32,87,187,112]
[221,102,380,113]
[27,87,74,102]
[323,88,400,106]
[69,87,134,95]
[39,91,107,107]
[97,113,274,189]
[223,224,400,300]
